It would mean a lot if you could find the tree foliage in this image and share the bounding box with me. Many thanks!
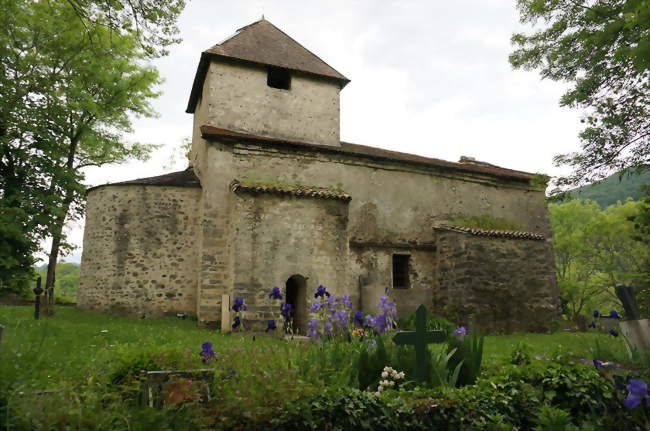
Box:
[0,0,163,294]
[549,199,650,321]
[511,0,650,188]
[64,0,186,57]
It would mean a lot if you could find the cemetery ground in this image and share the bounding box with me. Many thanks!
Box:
[1,306,649,430]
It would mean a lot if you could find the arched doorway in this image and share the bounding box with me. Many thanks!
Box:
[285,274,307,334]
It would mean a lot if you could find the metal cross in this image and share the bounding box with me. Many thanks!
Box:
[392,304,446,383]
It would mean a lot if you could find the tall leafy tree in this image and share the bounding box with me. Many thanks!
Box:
[549,199,649,321]
[510,0,650,189]
[0,0,162,297]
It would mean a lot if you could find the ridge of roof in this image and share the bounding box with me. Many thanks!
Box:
[199,125,536,183]
[86,168,201,192]
[187,19,350,113]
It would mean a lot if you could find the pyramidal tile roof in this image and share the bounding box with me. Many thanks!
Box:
[187,19,349,113]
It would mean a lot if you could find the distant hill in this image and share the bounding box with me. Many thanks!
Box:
[566,169,650,207]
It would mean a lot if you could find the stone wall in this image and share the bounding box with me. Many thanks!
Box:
[78,185,201,317]
[350,244,436,318]
[231,192,350,331]
[433,229,560,333]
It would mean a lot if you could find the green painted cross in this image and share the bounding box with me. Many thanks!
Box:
[392,304,447,383]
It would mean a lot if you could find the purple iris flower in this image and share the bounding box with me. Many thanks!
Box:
[280,302,293,319]
[309,301,321,312]
[199,342,216,363]
[593,310,601,318]
[593,359,603,369]
[364,314,376,328]
[324,320,333,336]
[314,285,331,298]
[266,320,276,332]
[334,309,349,327]
[588,321,596,328]
[609,329,619,337]
[307,319,321,338]
[354,310,365,326]
[624,379,650,409]
[374,314,388,333]
[342,294,352,308]
[232,316,241,329]
[269,287,283,300]
[232,297,247,312]
[608,310,621,319]
[454,326,467,337]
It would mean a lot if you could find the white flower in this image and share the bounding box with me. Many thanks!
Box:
[374,391,381,396]
[381,371,388,378]
[388,380,395,386]
[378,385,384,392]
[100,329,108,333]
[397,372,405,379]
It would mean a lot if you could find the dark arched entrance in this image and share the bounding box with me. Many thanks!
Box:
[285,274,307,334]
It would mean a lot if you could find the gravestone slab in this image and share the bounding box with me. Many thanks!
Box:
[144,369,214,408]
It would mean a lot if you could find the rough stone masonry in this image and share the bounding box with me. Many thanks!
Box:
[78,18,560,333]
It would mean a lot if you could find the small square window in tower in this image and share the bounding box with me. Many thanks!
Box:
[392,254,410,289]
[267,66,291,90]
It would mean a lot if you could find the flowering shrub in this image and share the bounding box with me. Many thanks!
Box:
[374,366,405,396]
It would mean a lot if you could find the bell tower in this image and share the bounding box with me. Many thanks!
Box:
[186,19,350,148]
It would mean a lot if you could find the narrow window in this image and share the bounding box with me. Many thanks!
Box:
[392,254,410,289]
[267,66,291,90]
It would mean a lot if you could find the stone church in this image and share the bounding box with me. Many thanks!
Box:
[78,19,560,333]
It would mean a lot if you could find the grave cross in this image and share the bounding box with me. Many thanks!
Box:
[392,304,446,383]
[33,276,43,320]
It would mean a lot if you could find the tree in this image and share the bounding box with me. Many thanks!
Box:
[62,0,186,57]
[0,0,161,298]
[510,0,650,189]
[549,199,649,321]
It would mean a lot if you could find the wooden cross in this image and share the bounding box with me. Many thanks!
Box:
[392,304,446,383]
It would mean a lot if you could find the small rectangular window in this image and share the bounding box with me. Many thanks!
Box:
[392,254,410,289]
[267,66,291,90]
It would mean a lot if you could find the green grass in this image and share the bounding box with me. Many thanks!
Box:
[0,305,629,381]
[0,306,638,430]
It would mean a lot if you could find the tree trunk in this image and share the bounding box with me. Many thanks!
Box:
[43,196,72,315]
[43,130,80,314]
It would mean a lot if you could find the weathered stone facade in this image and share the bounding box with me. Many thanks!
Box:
[78,184,201,317]
[433,228,559,333]
[78,18,560,333]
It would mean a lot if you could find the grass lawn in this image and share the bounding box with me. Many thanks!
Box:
[0,305,629,381]
[1,305,645,430]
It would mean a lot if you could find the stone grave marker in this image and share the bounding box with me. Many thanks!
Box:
[144,369,214,408]
[392,304,447,383]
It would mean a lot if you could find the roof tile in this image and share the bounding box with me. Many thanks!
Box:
[434,225,545,240]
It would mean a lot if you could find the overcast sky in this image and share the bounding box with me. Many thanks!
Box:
[56,0,585,263]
